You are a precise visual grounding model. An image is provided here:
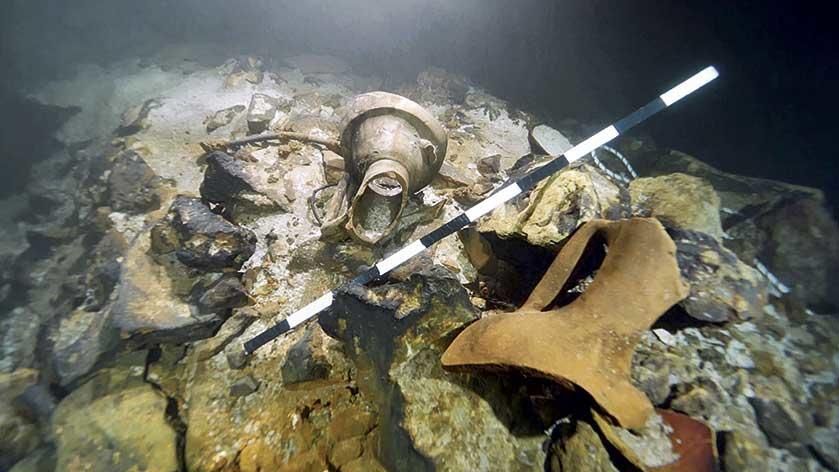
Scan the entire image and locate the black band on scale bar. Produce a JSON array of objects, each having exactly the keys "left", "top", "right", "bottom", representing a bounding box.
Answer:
[{"left": 243, "top": 66, "right": 719, "bottom": 354}]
